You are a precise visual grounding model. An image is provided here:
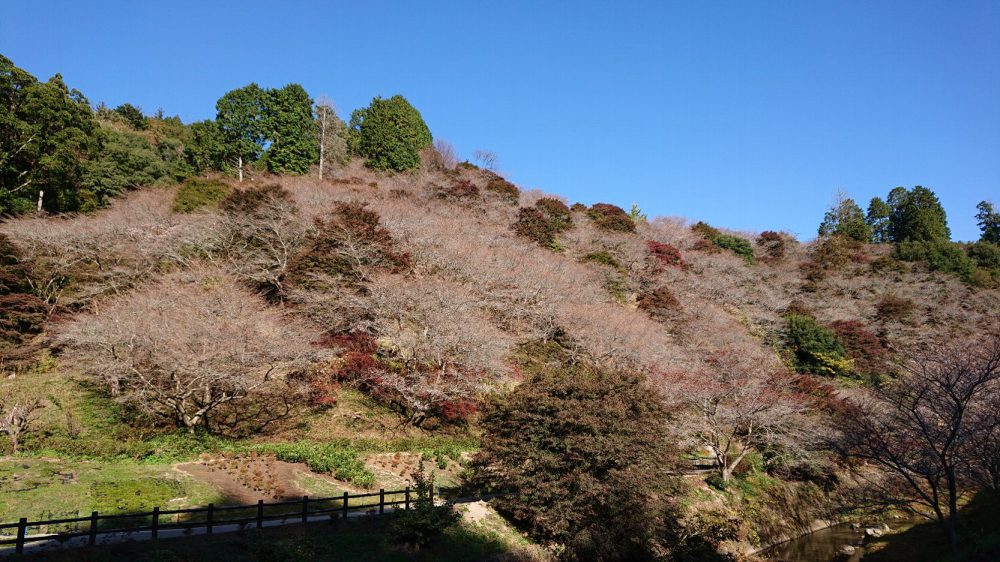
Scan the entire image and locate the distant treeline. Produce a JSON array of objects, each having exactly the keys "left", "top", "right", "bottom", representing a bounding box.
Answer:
[{"left": 0, "top": 54, "right": 432, "bottom": 215}]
